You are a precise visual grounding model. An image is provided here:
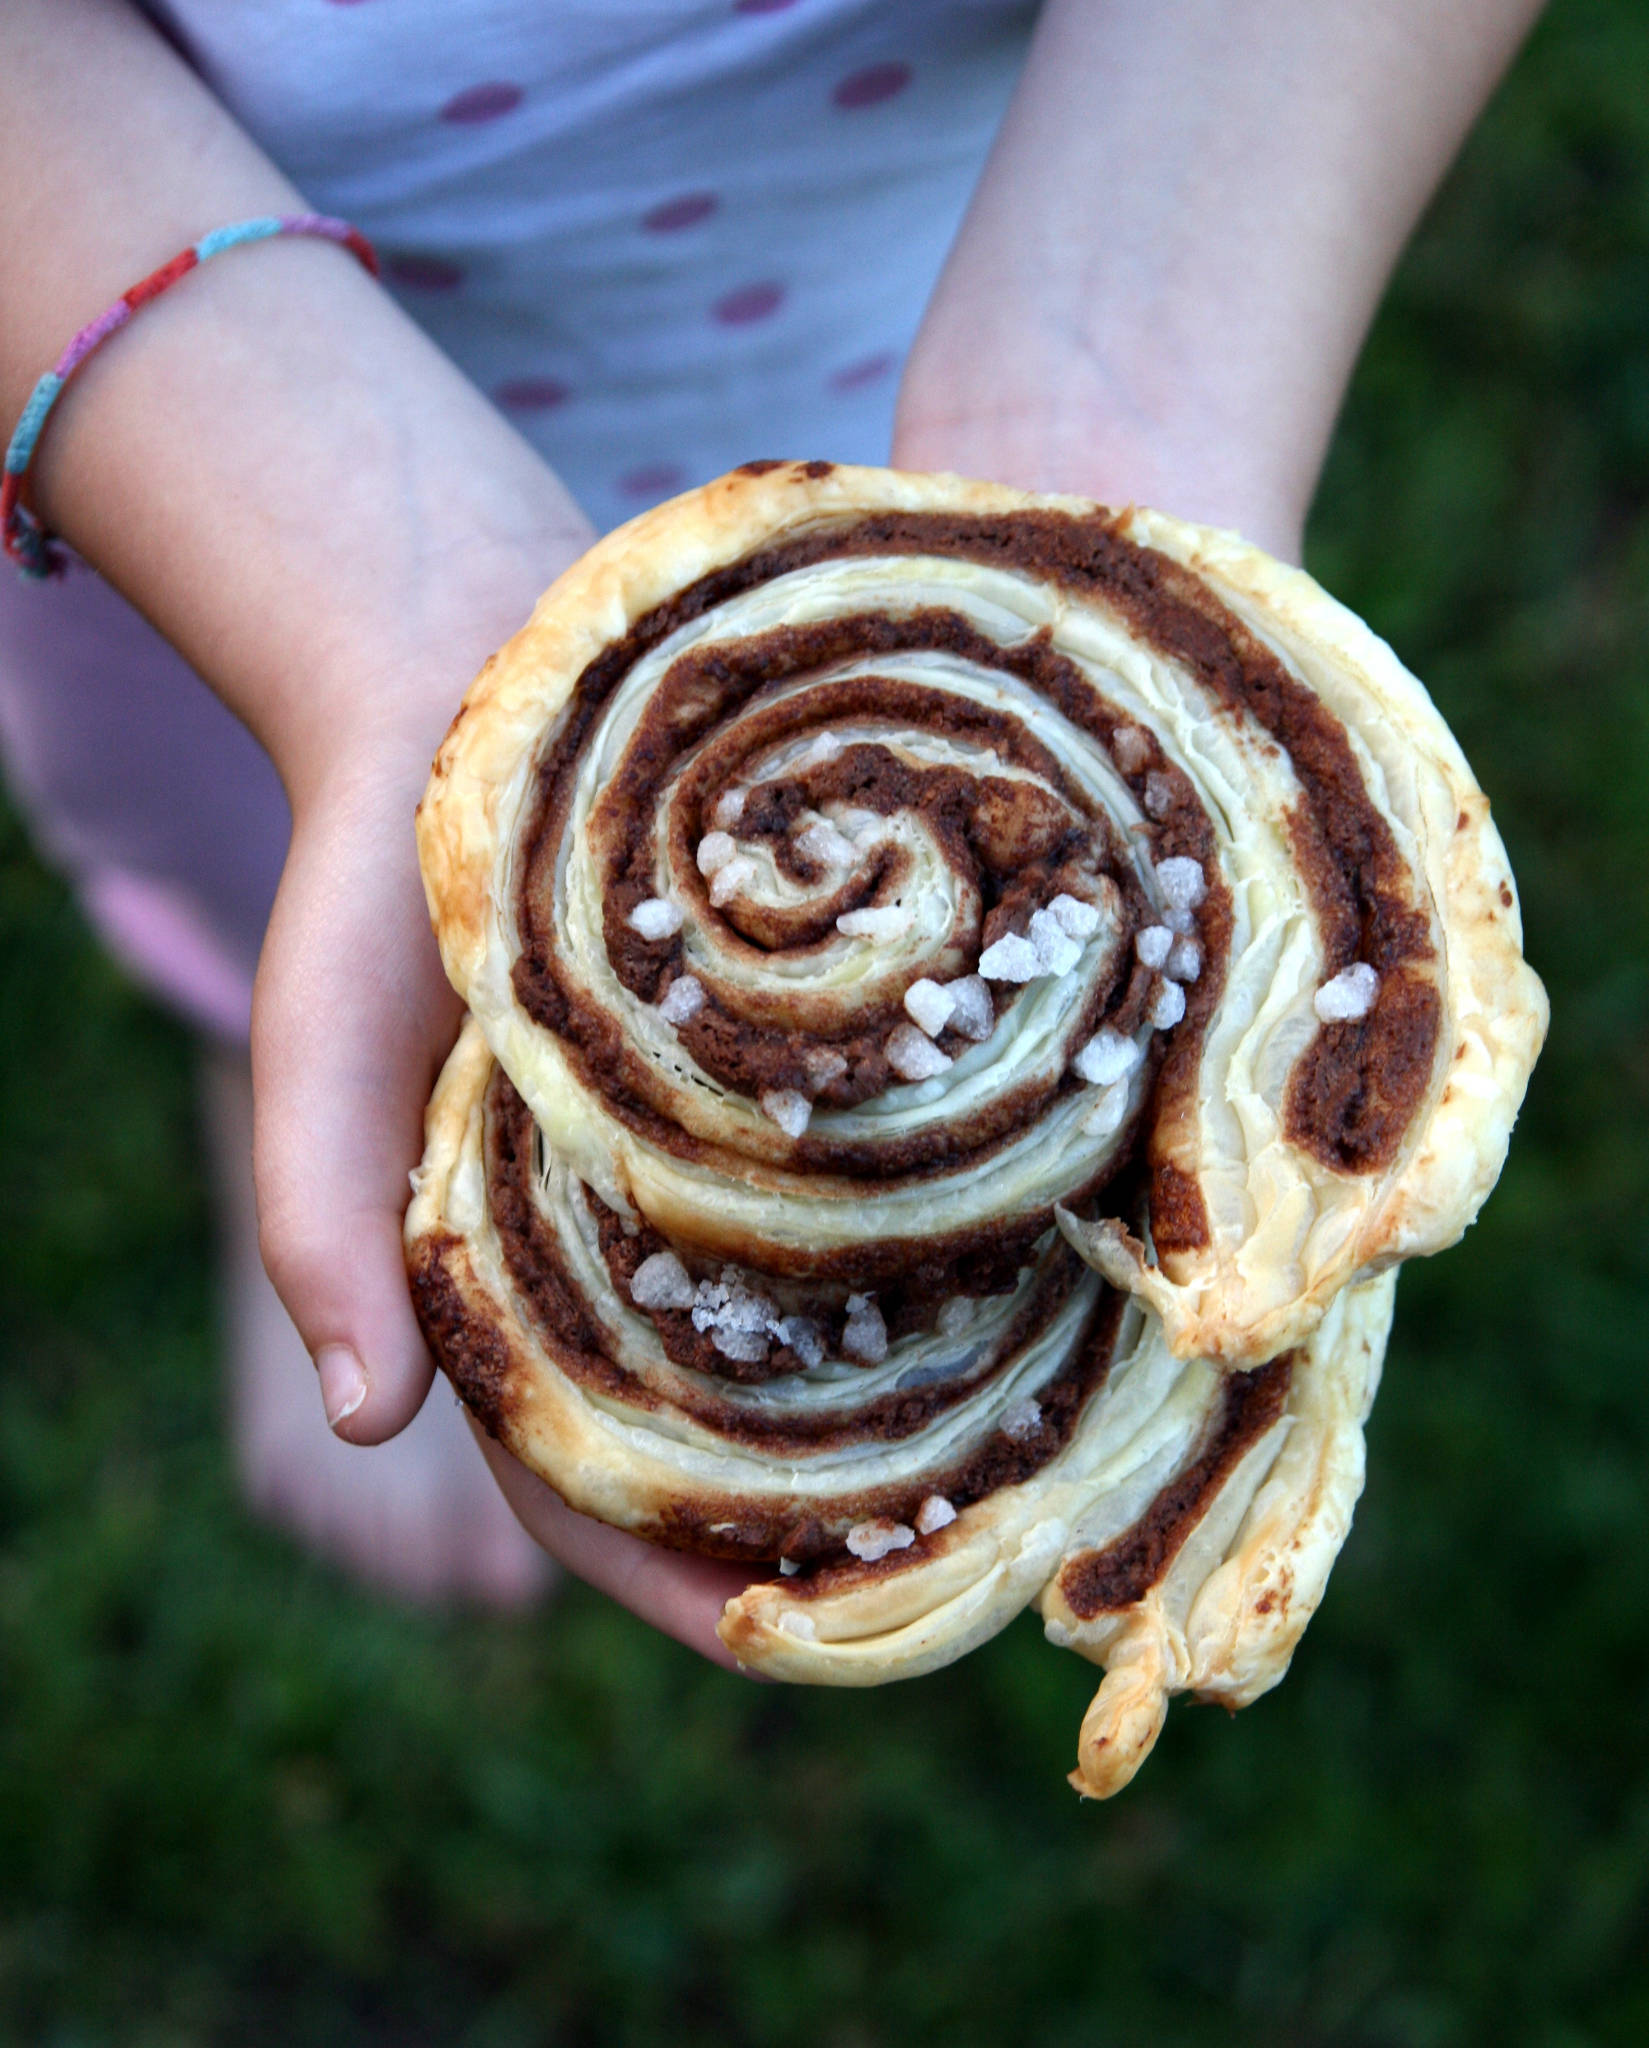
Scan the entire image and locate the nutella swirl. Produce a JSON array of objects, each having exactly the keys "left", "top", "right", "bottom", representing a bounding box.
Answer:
[{"left": 407, "top": 463, "right": 1545, "bottom": 1798}]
